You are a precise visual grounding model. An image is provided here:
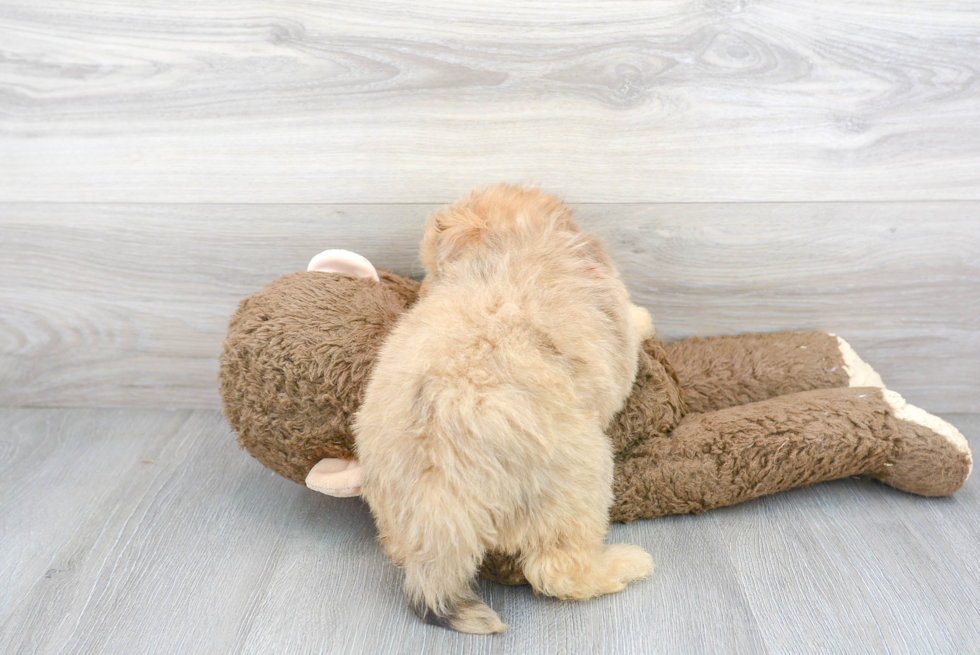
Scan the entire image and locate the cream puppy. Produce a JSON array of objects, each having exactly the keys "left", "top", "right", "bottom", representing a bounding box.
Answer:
[{"left": 354, "top": 184, "right": 655, "bottom": 633}]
